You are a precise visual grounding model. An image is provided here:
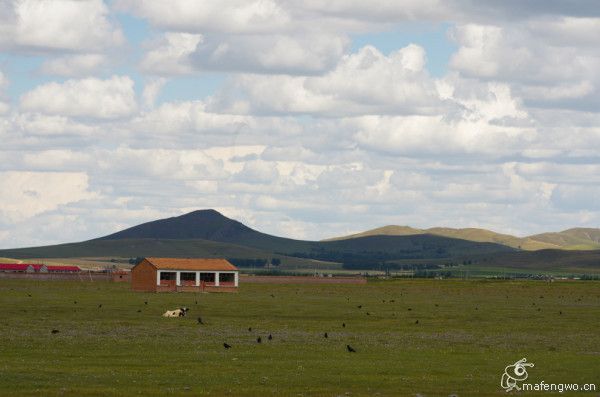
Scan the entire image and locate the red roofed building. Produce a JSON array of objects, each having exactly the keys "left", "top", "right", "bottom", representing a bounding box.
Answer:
[
  {"left": 46, "top": 265, "right": 81, "bottom": 273},
  {"left": 0, "top": 263, "right": 50, "bottom": 272},
  {"left": 131, "top": 257, "right": 239, "bottom": 293},
  {"left": 0, "top": 264, "right": 32, "bottom": 272}
]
